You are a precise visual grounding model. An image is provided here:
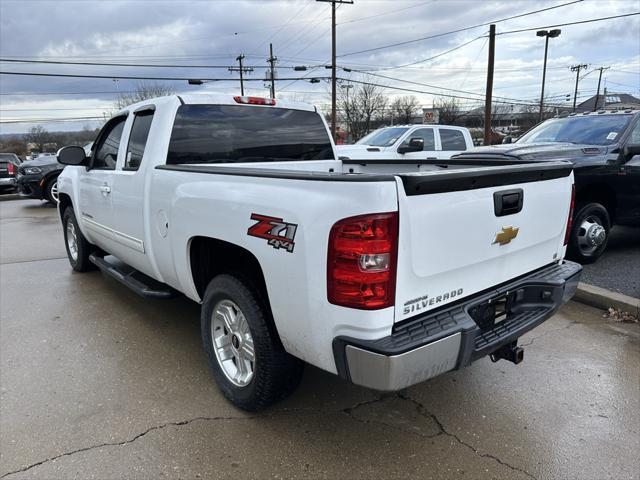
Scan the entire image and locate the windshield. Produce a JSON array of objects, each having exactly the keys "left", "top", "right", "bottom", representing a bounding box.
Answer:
[
  {"left": 518, "top": 115, "right": 632, "bottom": 146},
  {"left": 356, "top": 127, "right": 409, "bottom": 147},
  {"left": 167, "top": 105, "right": 334, "bottom": 164}
]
